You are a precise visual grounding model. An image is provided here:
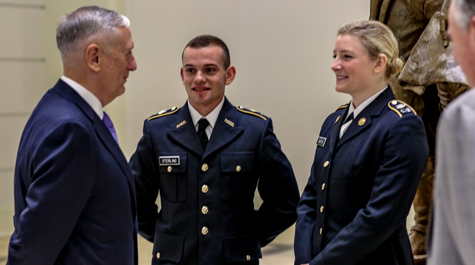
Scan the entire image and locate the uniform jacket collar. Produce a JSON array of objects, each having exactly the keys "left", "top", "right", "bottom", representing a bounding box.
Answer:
[
  {"left": 167, "top": 97, "right": 243, "bottom": 159},
  {"left": 331, "top": 87, "right": 395, "bottom": 150}
]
